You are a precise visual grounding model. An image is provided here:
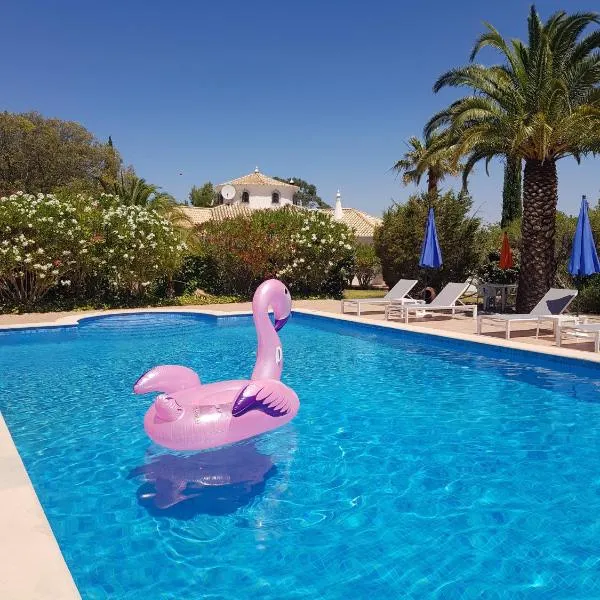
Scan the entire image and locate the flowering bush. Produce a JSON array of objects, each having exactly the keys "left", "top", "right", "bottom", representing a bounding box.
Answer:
[
  {"left": 0, "top": 192, "right": 186, "bottom": 307},
  {"left": 277, "top": 211, "right": 355, "bottom": 296},
  {"left": 98, "top": 200, "right": 187, "bottom": 291},
  {"left": 192, "top": 208, "right": 355, "bottom": 298}
]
